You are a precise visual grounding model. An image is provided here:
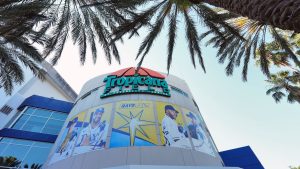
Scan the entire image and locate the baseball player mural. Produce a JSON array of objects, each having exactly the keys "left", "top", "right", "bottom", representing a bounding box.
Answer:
[
  {"left": 157, "top": 102, "right": 192, "bottom": 149},
  {"left": 49, "top": 112, "right": 86, "bottom": 164},
  {"left": 74, "top": 104, "right": 112, "bottom": 155},
  {"left": 182, "top": 109, "right": 215, "bottom": 156}
]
